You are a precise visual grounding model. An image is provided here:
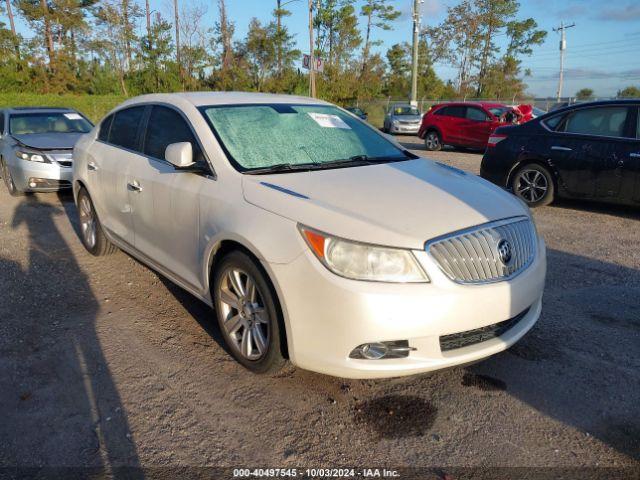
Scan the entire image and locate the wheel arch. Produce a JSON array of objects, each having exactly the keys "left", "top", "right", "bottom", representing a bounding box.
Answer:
[
  {"left": 421, "top": 125, "right": 442, "bottom": 140},
  {"left": 204, "top": 236, "right": 291, "bottom": 360},
  {"left": 506, "top": 155, "right": 561, "bottom": 193}
]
